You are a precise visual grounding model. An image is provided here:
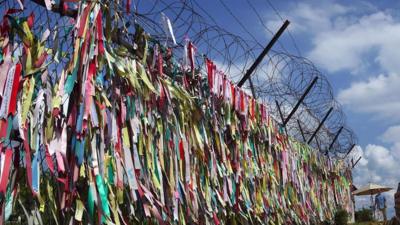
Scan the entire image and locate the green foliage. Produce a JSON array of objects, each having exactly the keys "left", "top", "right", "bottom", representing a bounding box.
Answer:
[
  {"left": 6, "top": 171, "right": 56, "bottom": 225},
  {"left": 320, "top": 220, "right": 333, "bottom": 225},
  {"left": 355, "top": 208, "right": 374, "bottom": 222},
  {"left": 334, "top": 208, "right": 349, "bottom": 225}
]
